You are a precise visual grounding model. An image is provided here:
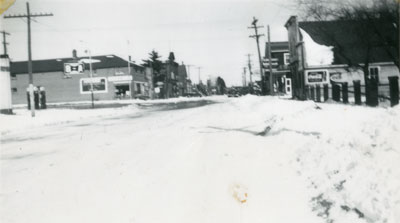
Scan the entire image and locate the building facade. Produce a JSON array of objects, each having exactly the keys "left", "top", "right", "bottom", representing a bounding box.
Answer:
[
  {"left": 10, "top": 51, "right": 153, "bottom": 104},
  {"left": 285, "top": 16, "right": 399, "bottom": 100},
  {"left": 263, "top": 41, "right": 292, "bottom": 95},
  {"left": 155, "top": 52, "right": 188, "bottom": 98}
]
